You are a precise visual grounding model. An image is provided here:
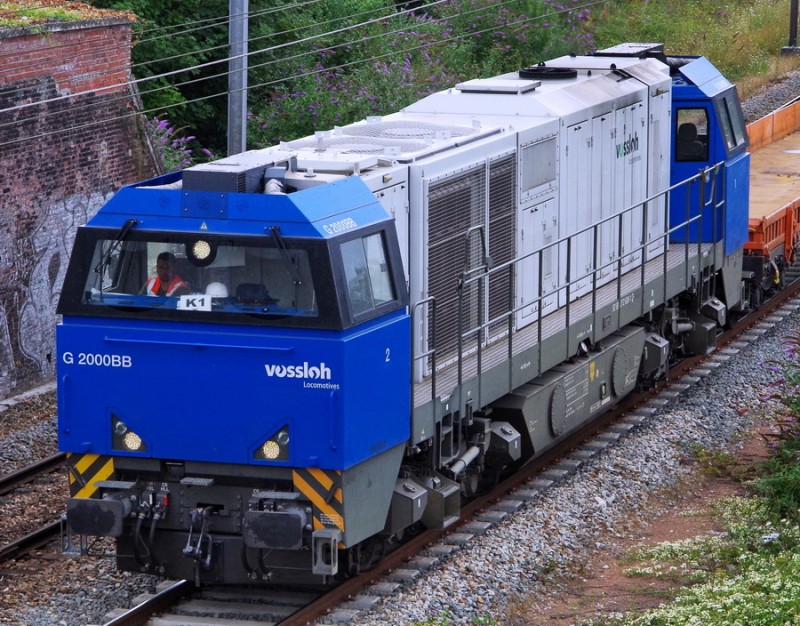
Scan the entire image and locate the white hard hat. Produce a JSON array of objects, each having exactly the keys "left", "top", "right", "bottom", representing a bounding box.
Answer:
[{"left": 205, "top": 282, "right": 229, "bottom": 298}]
